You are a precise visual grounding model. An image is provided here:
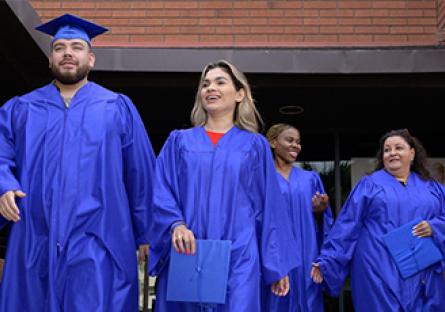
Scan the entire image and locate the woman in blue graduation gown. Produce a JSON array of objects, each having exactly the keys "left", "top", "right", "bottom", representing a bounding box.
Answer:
[
  {"left": 263, "top": 124, "right": 333, "bottom": 312},
  {"left": 149, "top": 60, "right": 298, "bottom": 311},
  {"left": 311, "top": 129, "right": 445, "bottom": 311}
]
